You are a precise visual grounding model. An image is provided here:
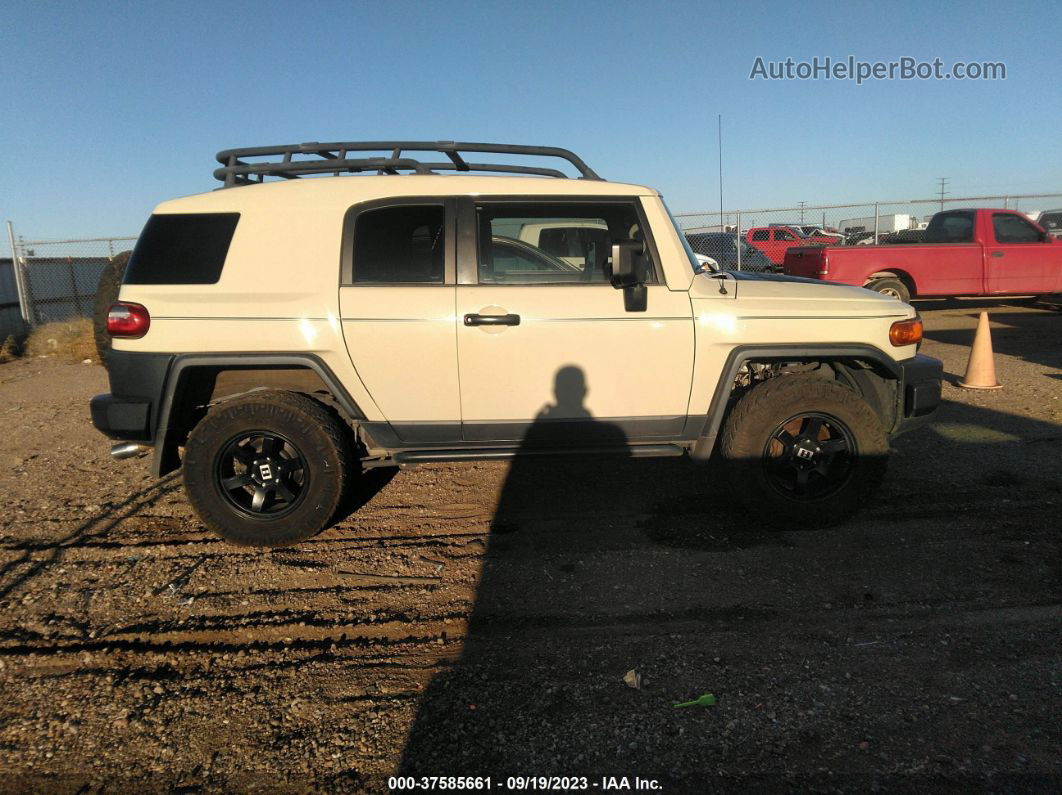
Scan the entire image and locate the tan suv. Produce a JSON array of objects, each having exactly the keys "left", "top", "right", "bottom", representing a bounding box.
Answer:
[{"left": 91, "top": 141, "right": 942, "bottom": 546}]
